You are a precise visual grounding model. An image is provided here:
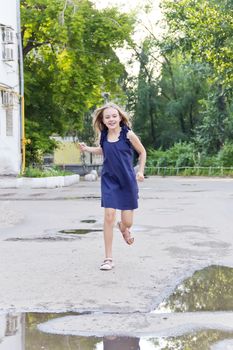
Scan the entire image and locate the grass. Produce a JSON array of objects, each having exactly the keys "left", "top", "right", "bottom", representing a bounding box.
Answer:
[
  {"left": 20, "top": 166, "right": 74, "bottom": 178},
  {"left": 145, "top": 166, "right": 233, "bottom": 177}
]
